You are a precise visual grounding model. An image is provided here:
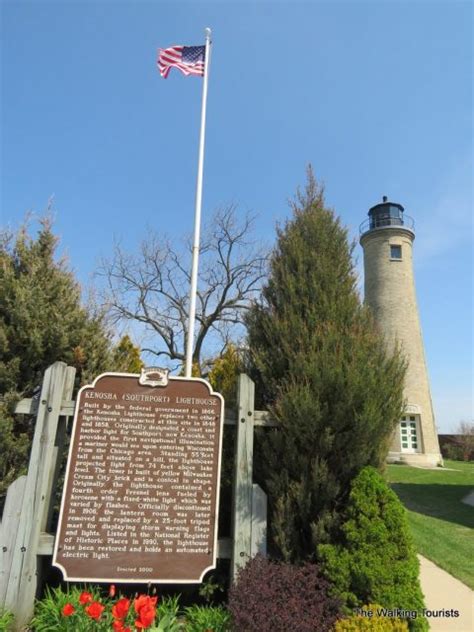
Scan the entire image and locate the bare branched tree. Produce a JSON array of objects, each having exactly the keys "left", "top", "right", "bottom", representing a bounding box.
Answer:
[{"left": 98, "top": 206, "right": 267, "bottom": 373}]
